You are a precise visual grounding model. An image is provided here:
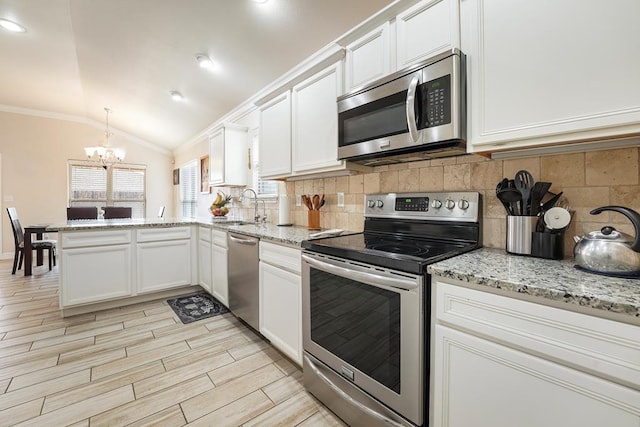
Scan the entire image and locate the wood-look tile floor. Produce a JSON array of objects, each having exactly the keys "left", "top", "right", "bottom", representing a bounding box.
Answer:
[{"left": 0, "top": 261, "right": 347, "bottom": 426}]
